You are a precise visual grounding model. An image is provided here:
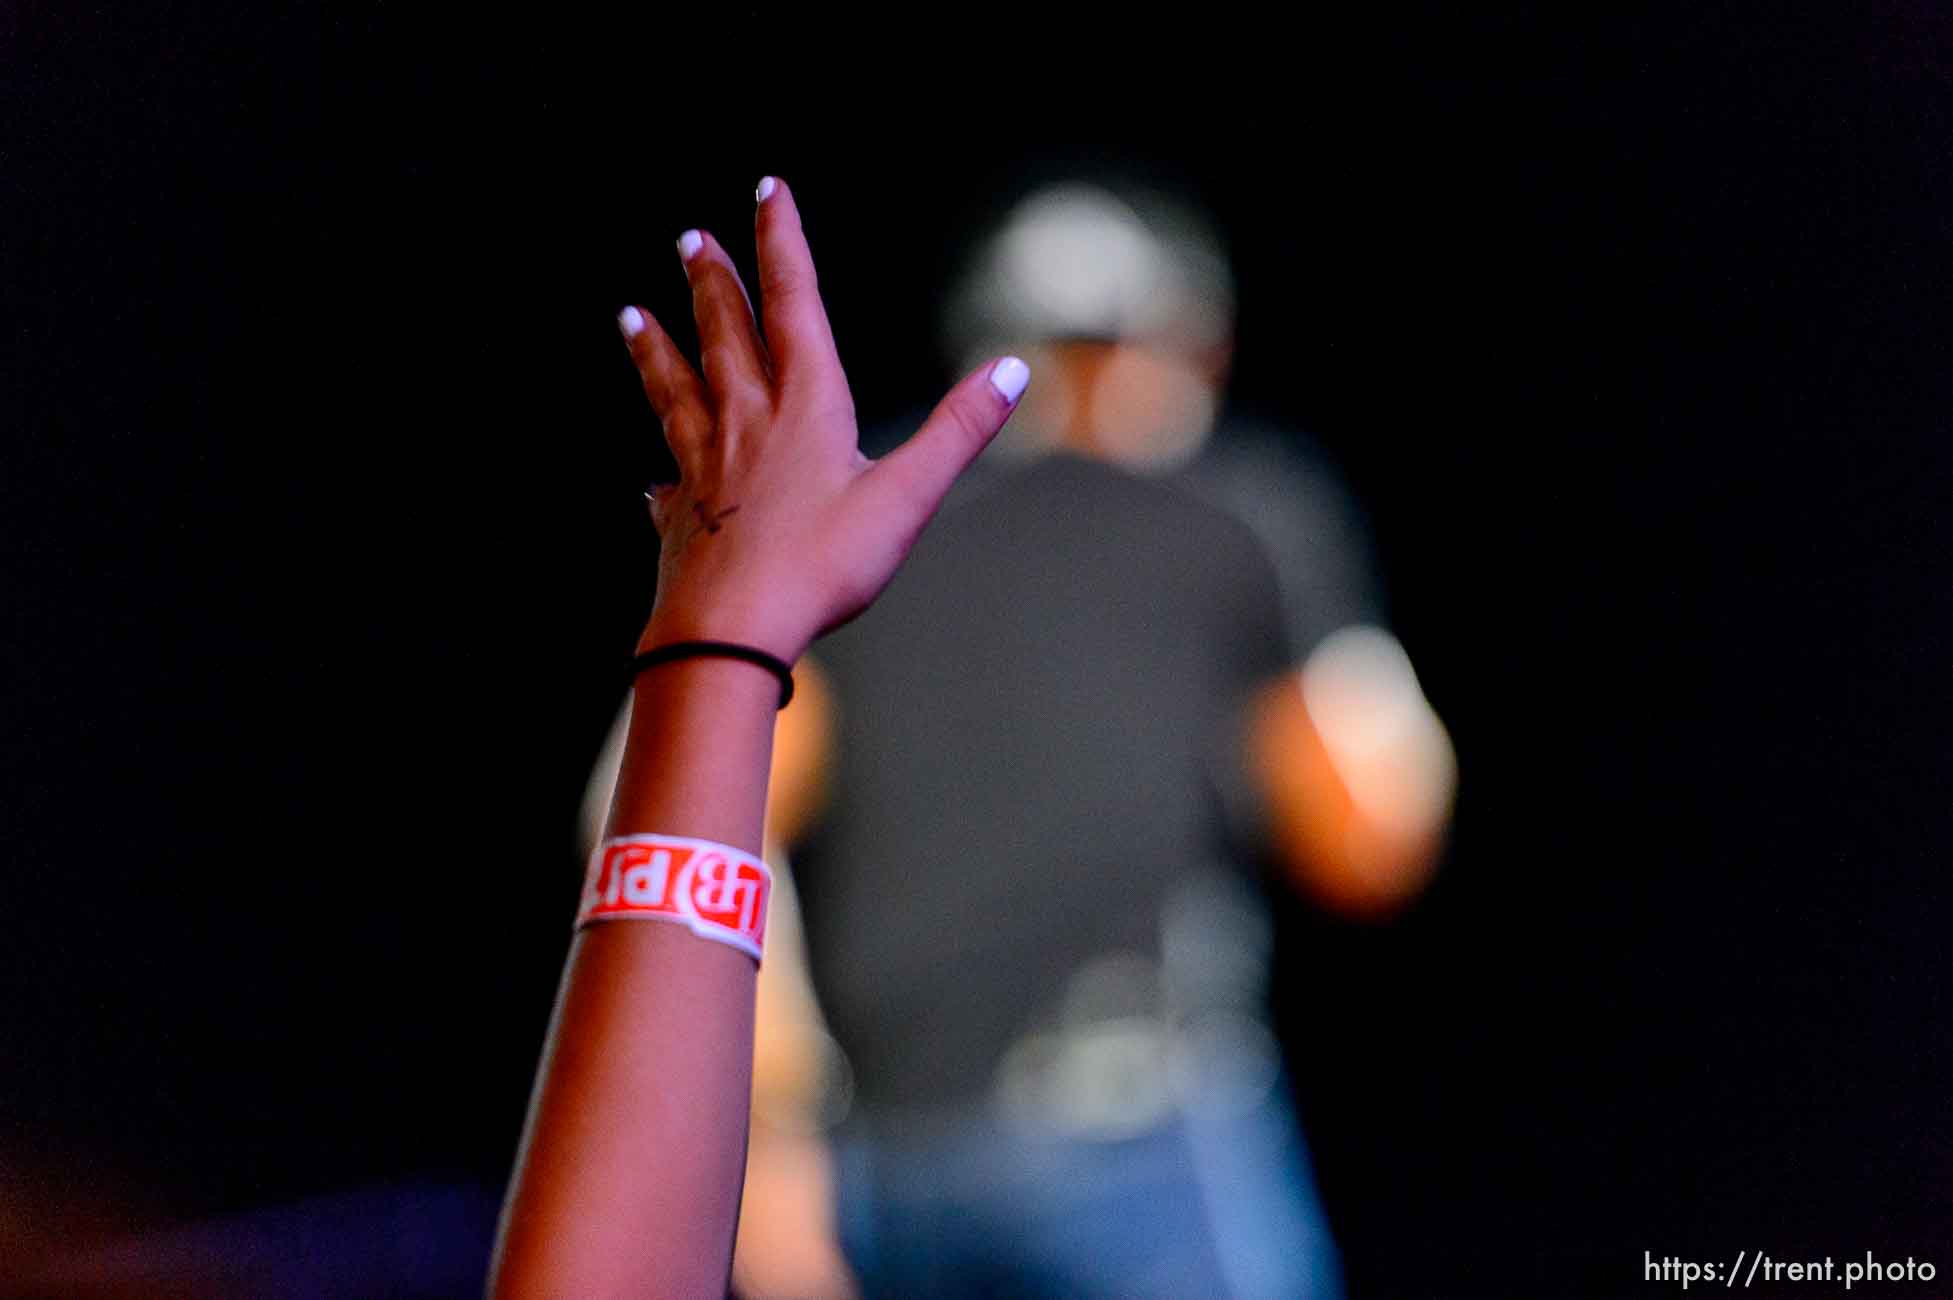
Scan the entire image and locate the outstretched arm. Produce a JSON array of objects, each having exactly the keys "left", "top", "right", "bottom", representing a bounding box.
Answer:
[{"left": 489, "top": 178, "right": 1027, "bottom": 1299}]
